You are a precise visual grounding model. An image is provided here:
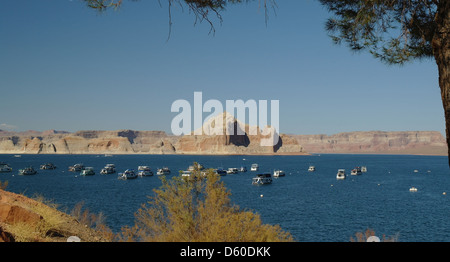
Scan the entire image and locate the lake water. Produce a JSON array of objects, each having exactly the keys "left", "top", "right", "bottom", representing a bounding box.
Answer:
[{"left": 1, "top": 153, "right": 449, "bottom": 242}]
